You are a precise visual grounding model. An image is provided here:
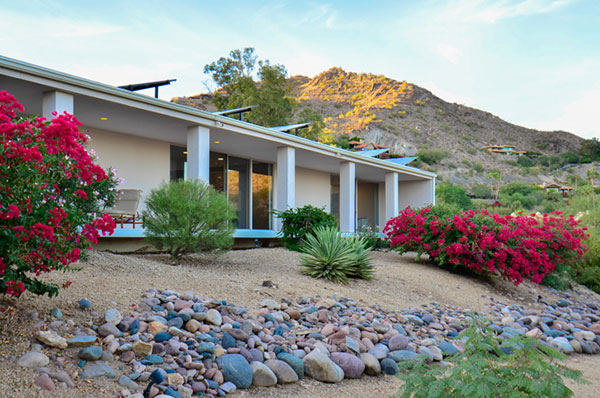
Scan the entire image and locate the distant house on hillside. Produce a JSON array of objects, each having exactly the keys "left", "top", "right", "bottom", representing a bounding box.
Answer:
[
  {"left": 0, "top": 55, "right": 436, "bottom": 249},
  {"left": 482, "top": 145, "right": 526, "bottom": 156},
  {"left": 539, "top": 183, "right": 573, "bottom": 197},
  {"left": 349, "top": 140, "right": 389, "bottom": 151}
]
